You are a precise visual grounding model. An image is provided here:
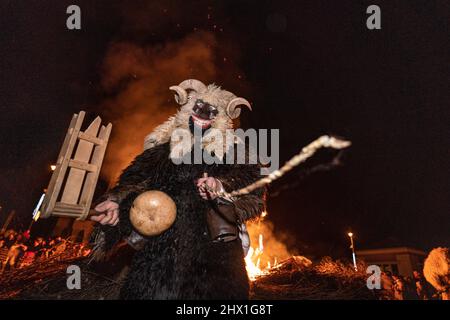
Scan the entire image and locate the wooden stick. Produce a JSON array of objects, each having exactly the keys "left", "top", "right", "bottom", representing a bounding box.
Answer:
[{"left": 205, "top": 135, "right": 351, "bottom": 201}]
